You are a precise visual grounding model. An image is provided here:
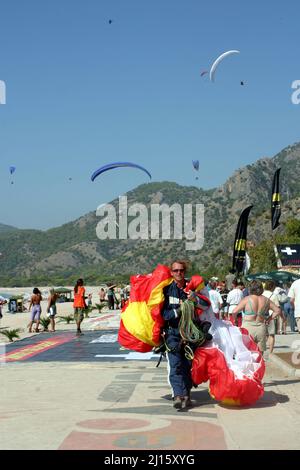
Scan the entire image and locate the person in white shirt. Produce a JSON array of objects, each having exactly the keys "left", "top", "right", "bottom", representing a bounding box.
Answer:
[
  {"left": 0, "top": 295, "right": 7, "bottom": 319},
  {"left": 263, "top": 280, "right": 285, "bottom": 353},
  {"left": 226, "top": 279, "right": 244, "bottom": 325},
  {"left": 288, "top": 279, "right": 300, "bottom": 334},
  {"left": 208, "top": 281, "right": 224, "bottom": 319},
  {"left": 225, "top": 270, "right": 236, "bottom": 291}
]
